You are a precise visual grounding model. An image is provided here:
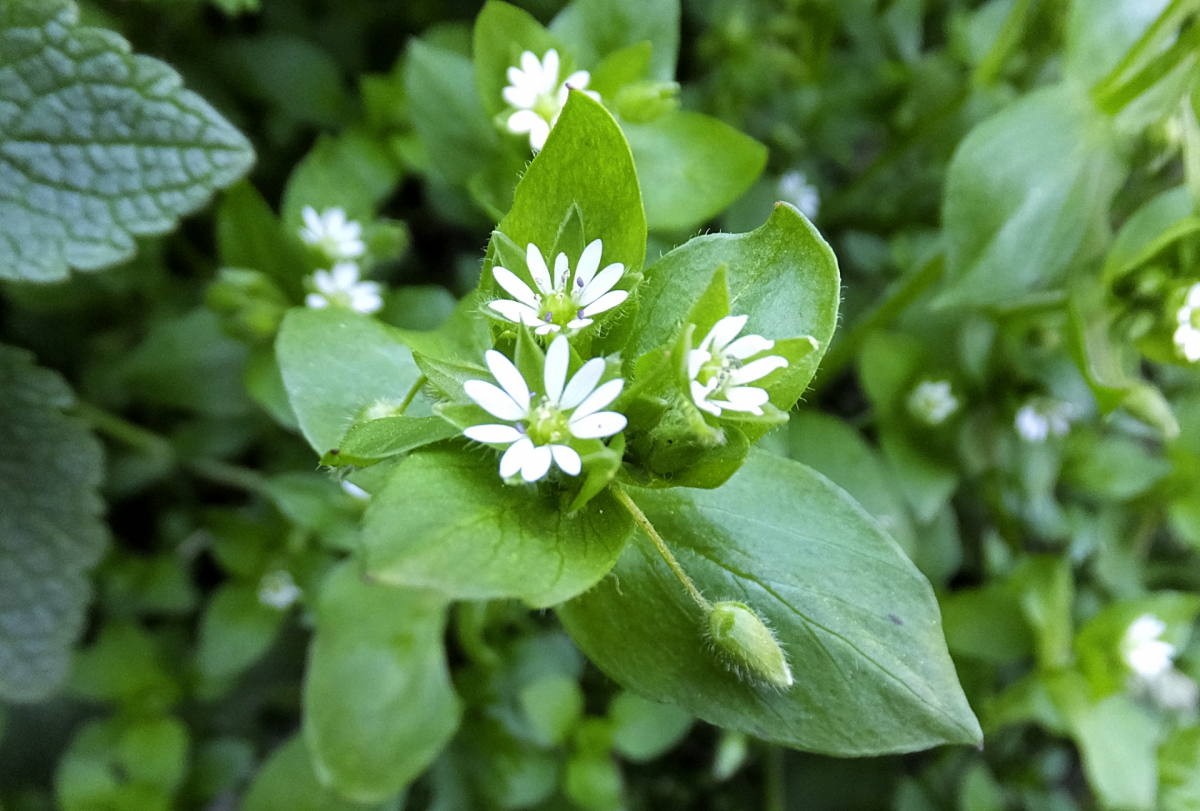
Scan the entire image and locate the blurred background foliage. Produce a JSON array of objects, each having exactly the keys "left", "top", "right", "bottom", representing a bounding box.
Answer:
[{"left": 6, "top": 0, "right": 1200, "bottom": 809}]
